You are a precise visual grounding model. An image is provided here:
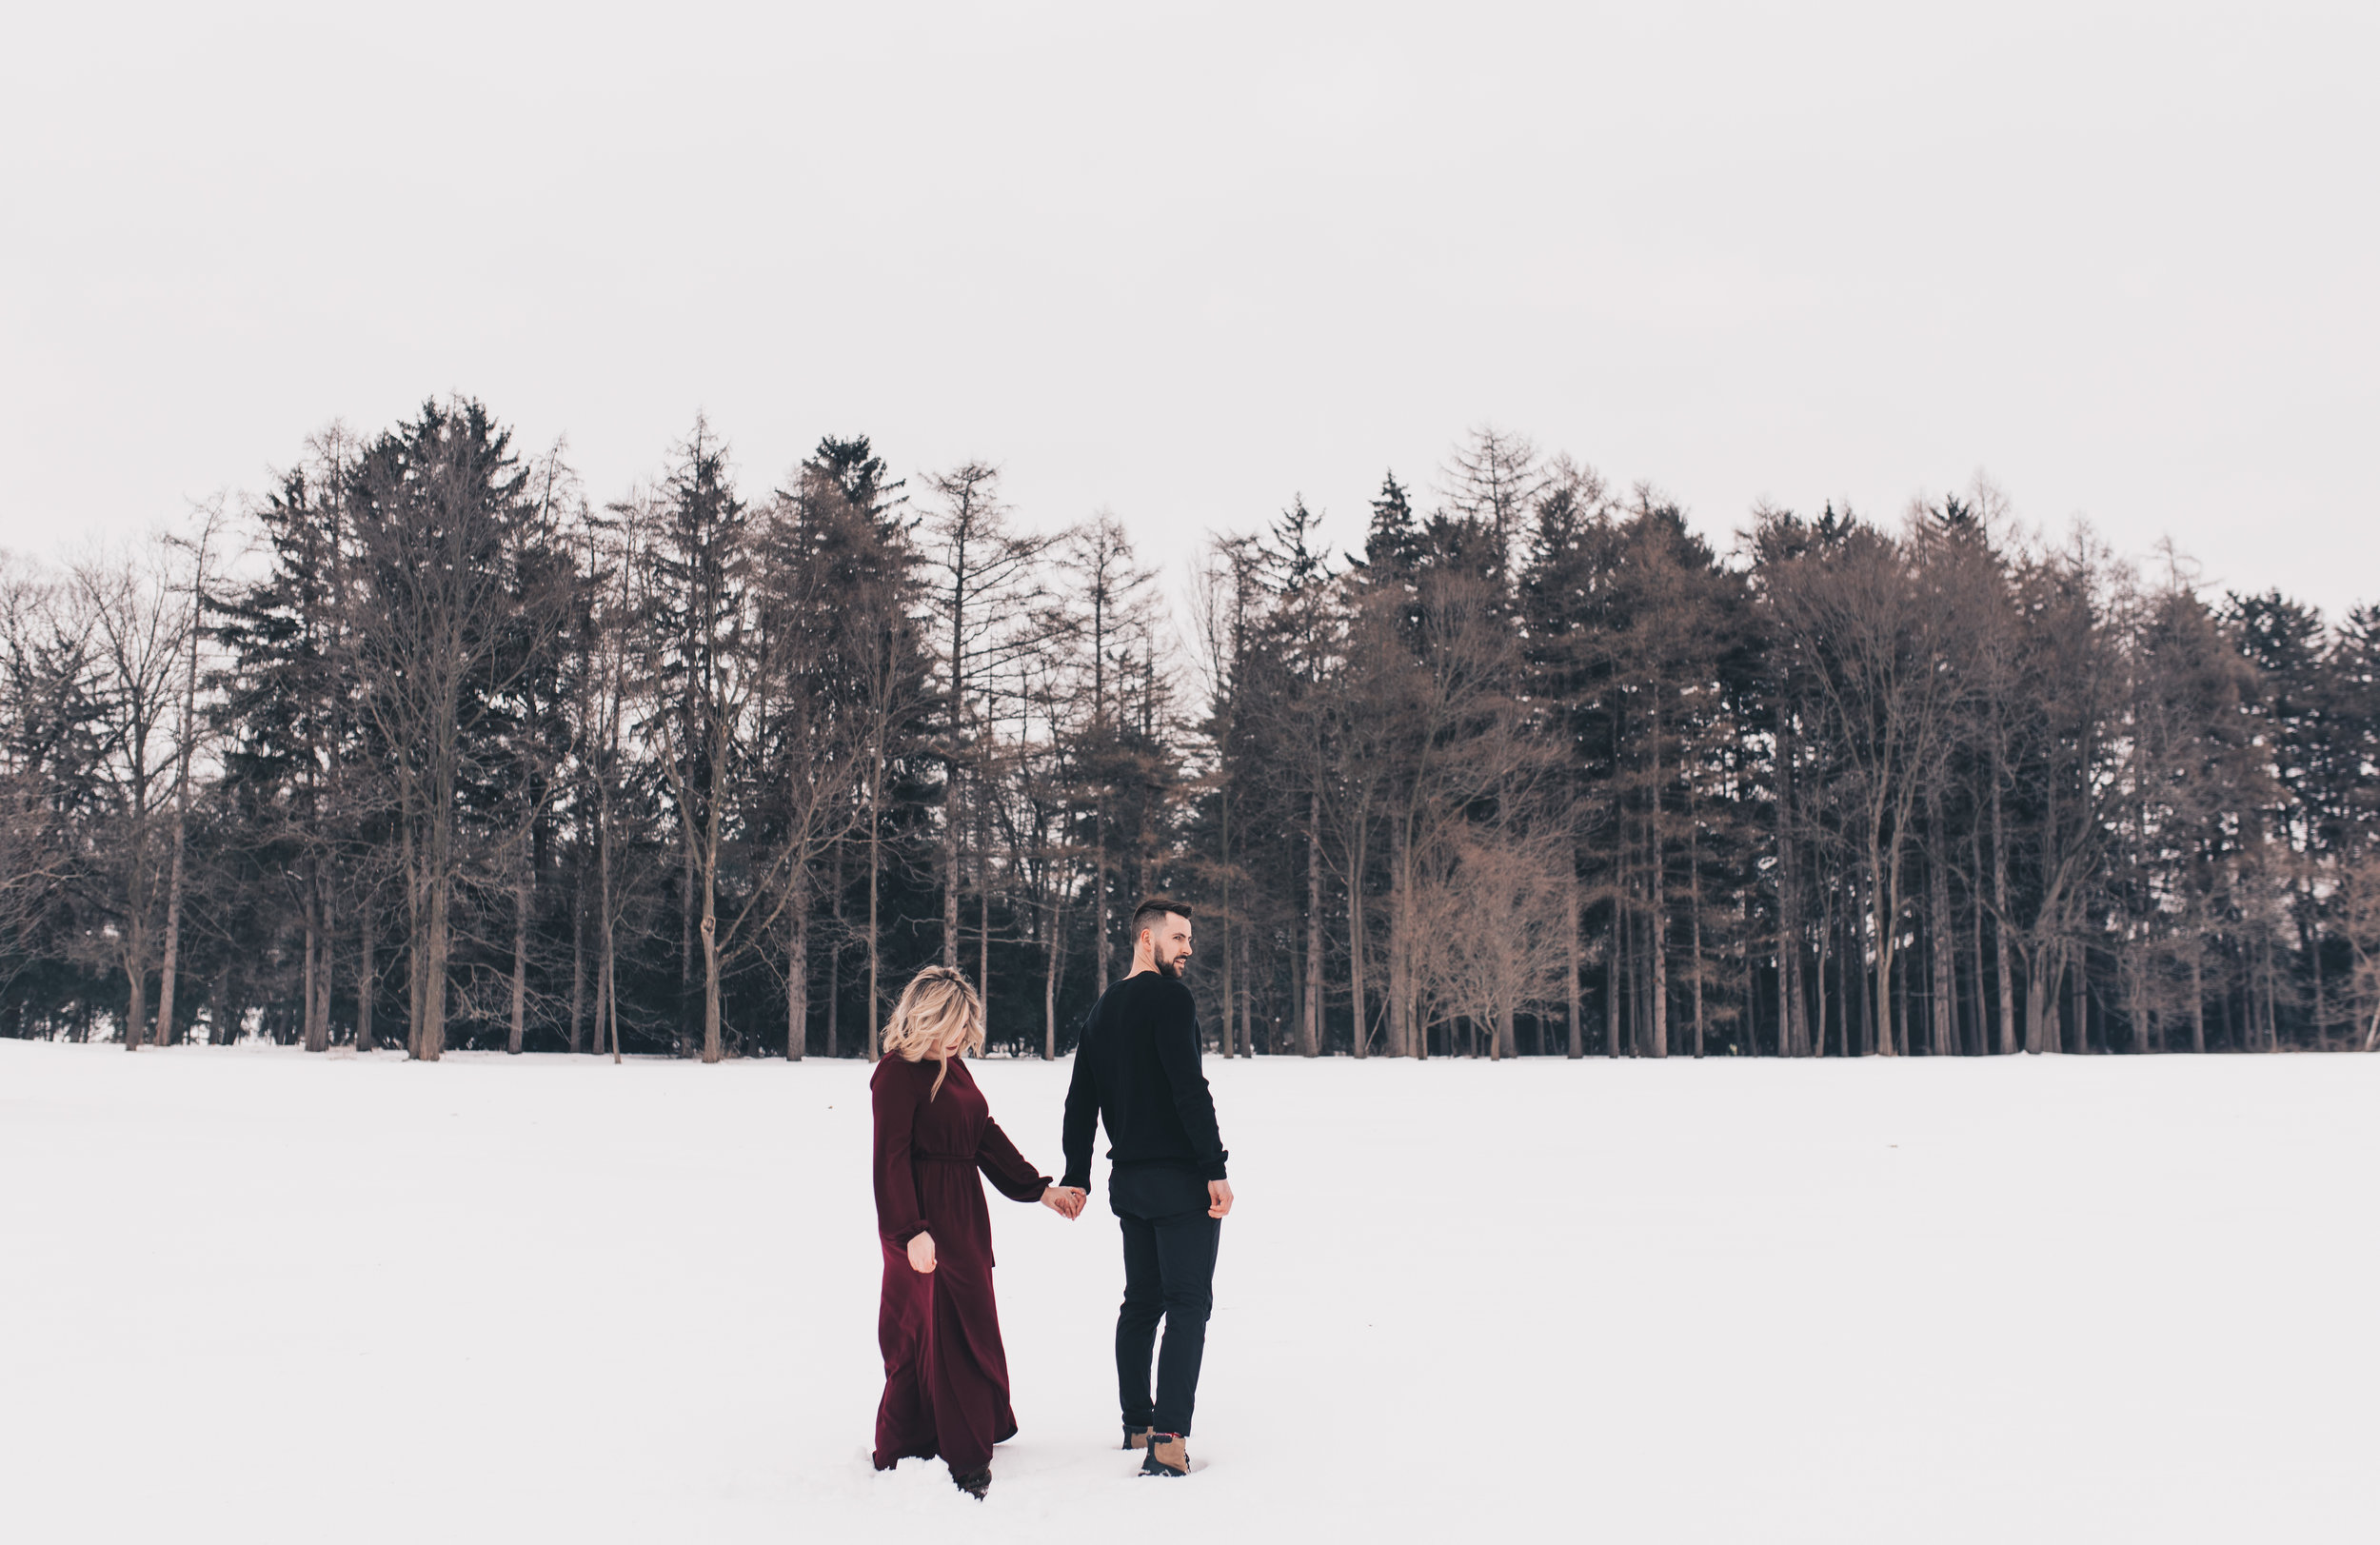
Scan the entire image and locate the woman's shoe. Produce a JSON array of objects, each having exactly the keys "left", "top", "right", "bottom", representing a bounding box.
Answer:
[
  {"left": 951, "top": 1464, "right": 992, "bottom": 1499},
  {"left": 1139, "top": 1433, "right": 1189, "bottom": 1477},
  {"left": 1121, "top": 1423, "right": 1151, "bottom": 1450}
]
